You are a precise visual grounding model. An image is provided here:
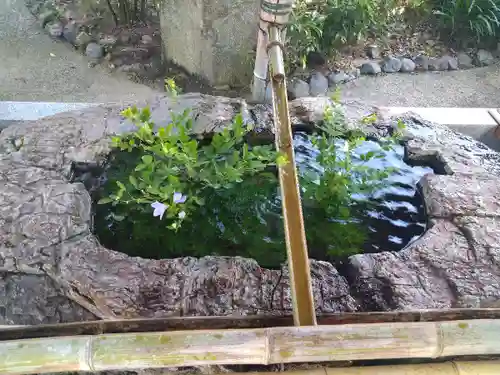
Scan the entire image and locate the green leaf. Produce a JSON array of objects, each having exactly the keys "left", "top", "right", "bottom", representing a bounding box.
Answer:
[
  {"left": 97, "top": 197, "right": 113, "bottom": 204},
  {"left": 139, "top": 107, "right": 152, "bottom": 122},
  {"left": 135, "top": 163, "right": 148, "bottom": 171},
  {"left": 129, "top": 175, "right": 139, "bottom": 188},
  {"left": 142, "top": 155, "right": 153, "bottom": 165}
]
